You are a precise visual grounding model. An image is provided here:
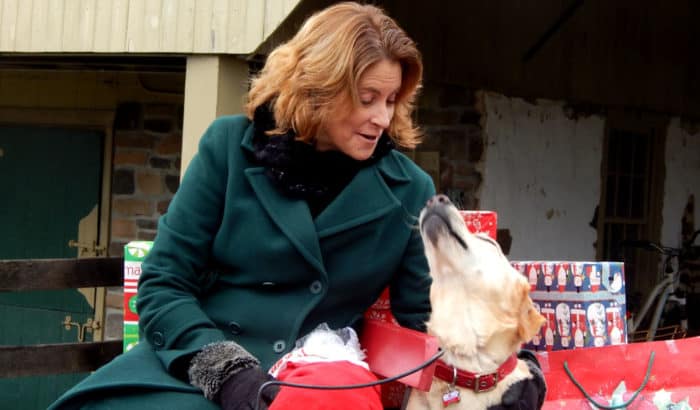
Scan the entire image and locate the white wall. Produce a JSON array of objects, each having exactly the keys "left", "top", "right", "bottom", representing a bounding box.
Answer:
[
  {"left": 480, "top": 93, "right": 605, "bottom": 260},
  {"left": 662, "top": 119, "right": 700, "bottom": 248}
]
